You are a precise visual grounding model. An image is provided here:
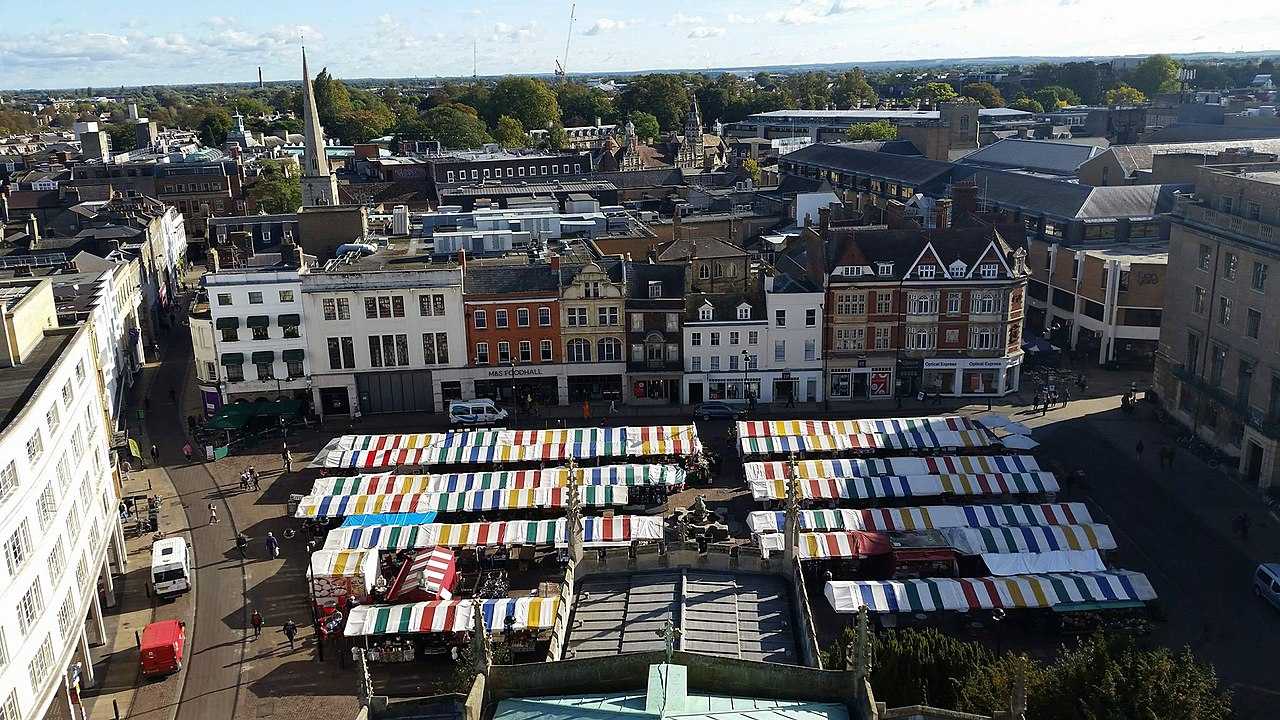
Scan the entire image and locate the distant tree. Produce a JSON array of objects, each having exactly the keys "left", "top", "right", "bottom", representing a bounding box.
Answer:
[
  {"left": 1056, "top": 61, "right": 1104, "bottom": 104},
  {"left": 1130, "top": 54, "right": 1181, "bottom": 96},
  {"left": 1187, "top": 63, "right": 1233, "bottom": 91},
  {"left": 311, "top": 68, "right": 353, "bottom": 128},
  {"left": 104, "top": 122, "right": 137, "bottom": 152},
  {"left": 543, "top": 123, "right": 568, "bottom": 151},
  {"left": 620, "top": 74, "right": 690, "bottom": 131},
  {"left": 845, "top": 120, "right": 898, "bottom": 141},
  {"left": 782, "top": 72, "right": 833, "bottom": 109},
  {"left": 0, "top": 110, "right": 40, "bottom": 135},
  {"left": 248, "top": 158, "right": 301, "bottom": 214},
  {"left": 490, "top": 76, "right": 560, "bottom": 131},
  {"left": 331, "top": 108, "right": 394, "bottom": 143},
  {"left": 412, "top": 105, "right": 492, "bottom": 149},
  {"left": 228, "top": 96, "right": 271, "bottom": 118},
  {"left": 741, "top": 157, "right": 762, "bottom": 185},
  {"left": 832, "top": 69, "right": 879, "bottom": 108},
  {"left": 629, "top": 111, "right": 661, "bottom": 144},
  {"left": 1104, "top": 83, "right": 1147, "bottom": 106},
  {"left": 961, "top": 82, "right": 1004, "bottom": 108},
  {"left": 912, "top": 82, "right": 958, "bottom": 106},
  {"left": 753, "top": 72, "right": 774, "bottom": 89},
  {"left": 452, "top": 83, "right": 492, "bottom": 121},
  {"left": 494, "top": 115, "right": 528, "bottom": 148},
  {"left": 194, "top": 106, "right": 232, "bottom": 146},
  {"left": 1009, "top": 96, "right": 1044, "bottom": 113},
  {"left": 697, "top": 74, "right": 753, "bottom": 125},
  {"left": 555, "top": 83, "right": 614, "bottom": 127},
  {"left": 1033, "top": 85, "right": 1080, "bottom": 111}
]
